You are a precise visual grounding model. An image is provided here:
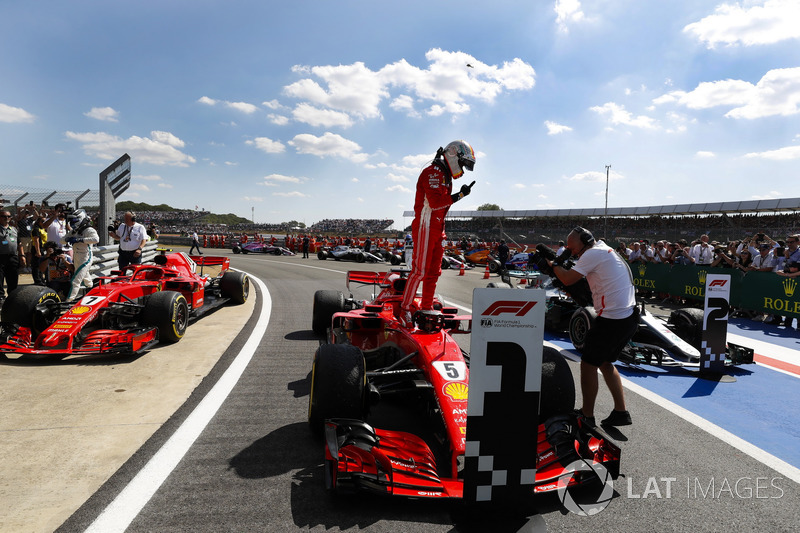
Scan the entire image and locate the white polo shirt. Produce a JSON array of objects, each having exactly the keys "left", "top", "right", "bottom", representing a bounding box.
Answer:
[
  {"left": 572, "top": 242, "right": 636, "bottom": 319},
  {"left": 116, "top": 222, "right": 148, "bottom": 251}
]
